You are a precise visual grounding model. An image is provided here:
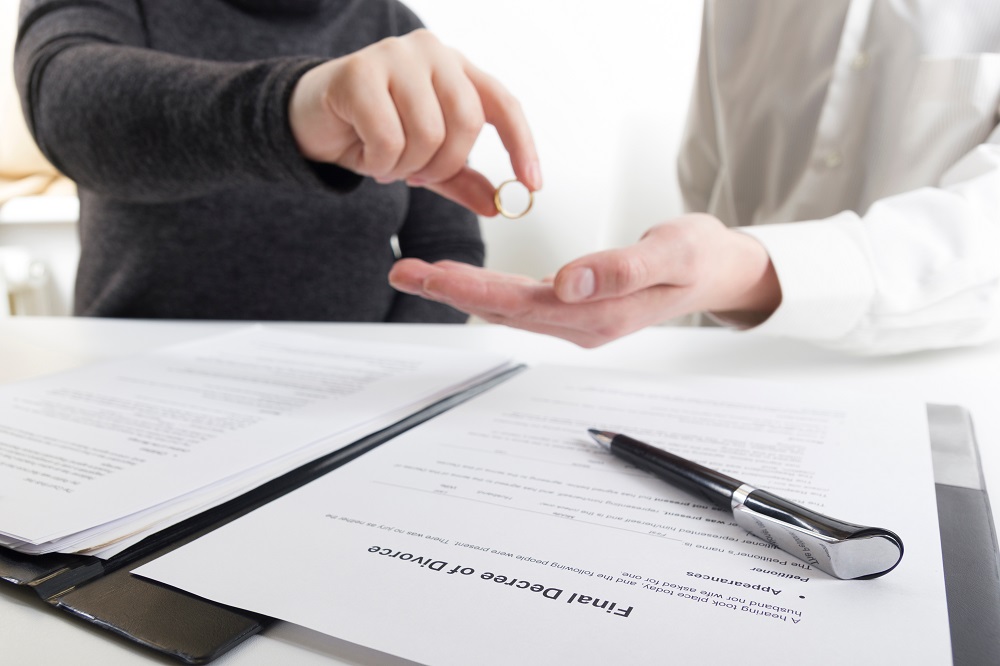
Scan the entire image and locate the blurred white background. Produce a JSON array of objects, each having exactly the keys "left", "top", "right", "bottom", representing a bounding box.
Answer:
[{"left": 0, "top": 0, "right": 704, "bottom": 314}]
